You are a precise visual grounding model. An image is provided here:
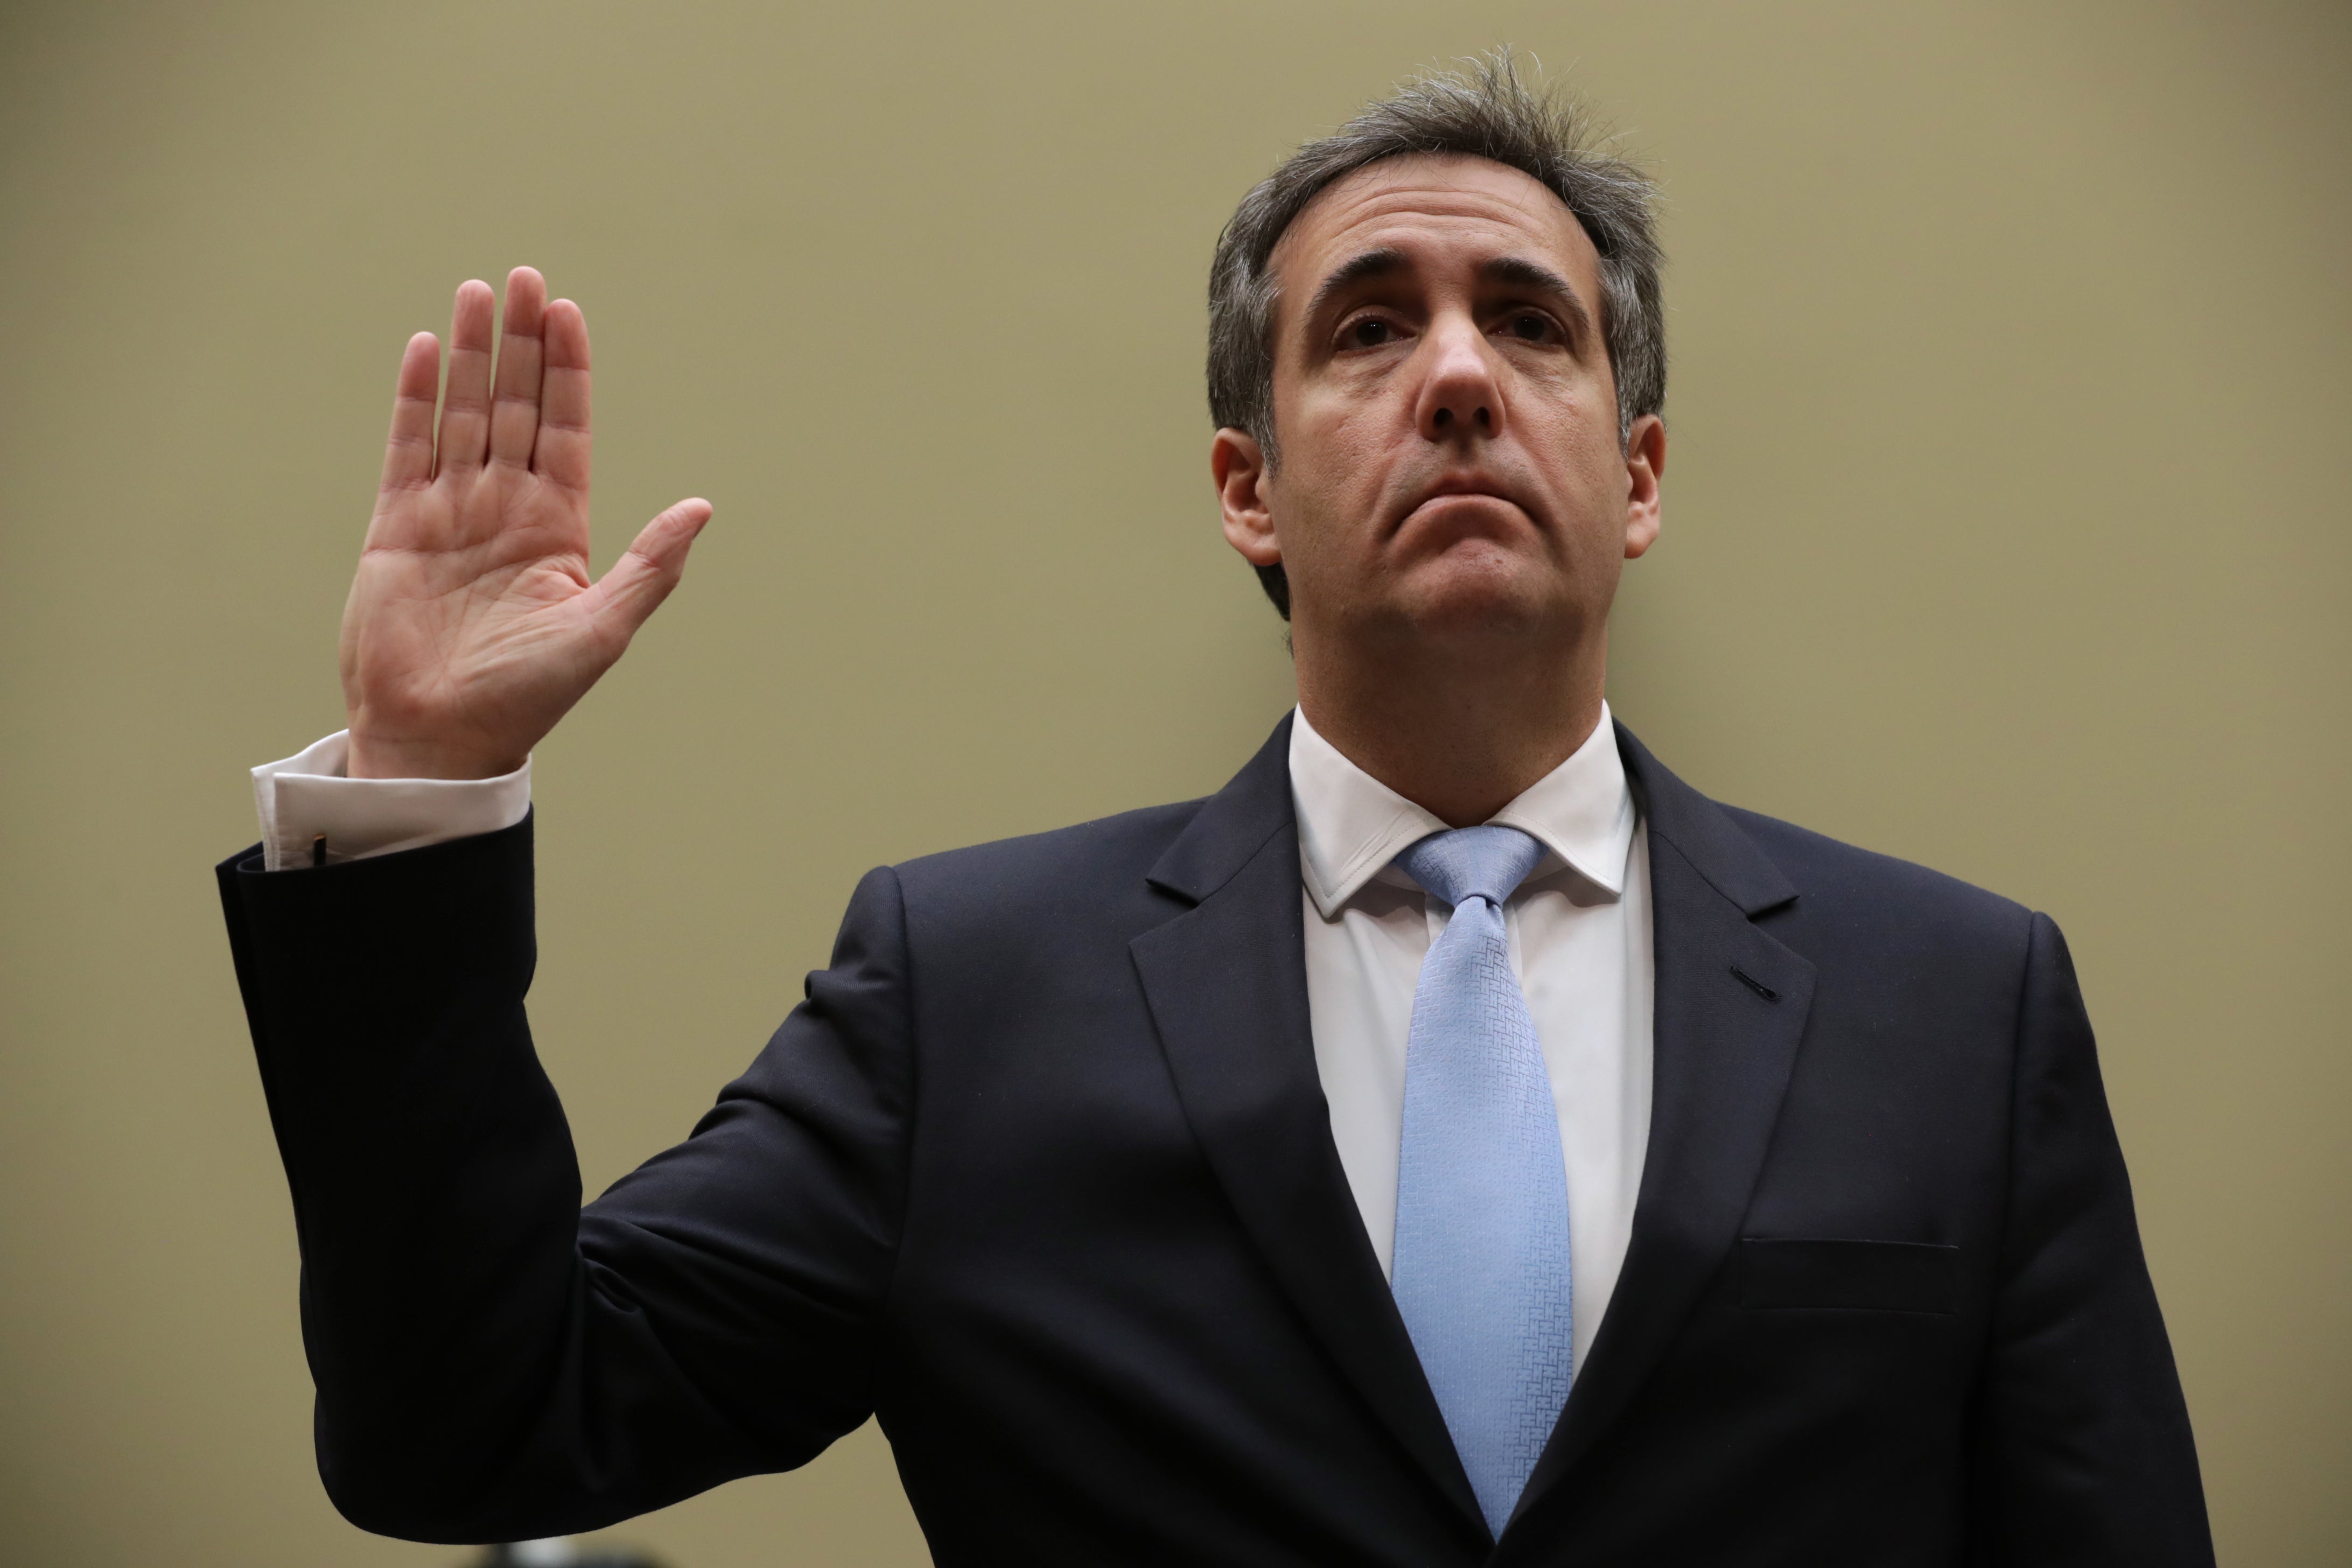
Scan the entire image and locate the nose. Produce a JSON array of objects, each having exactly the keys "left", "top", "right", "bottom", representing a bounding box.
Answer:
[{"left": 1413, "top": 313, "right": 1502, "bottom": 443}]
